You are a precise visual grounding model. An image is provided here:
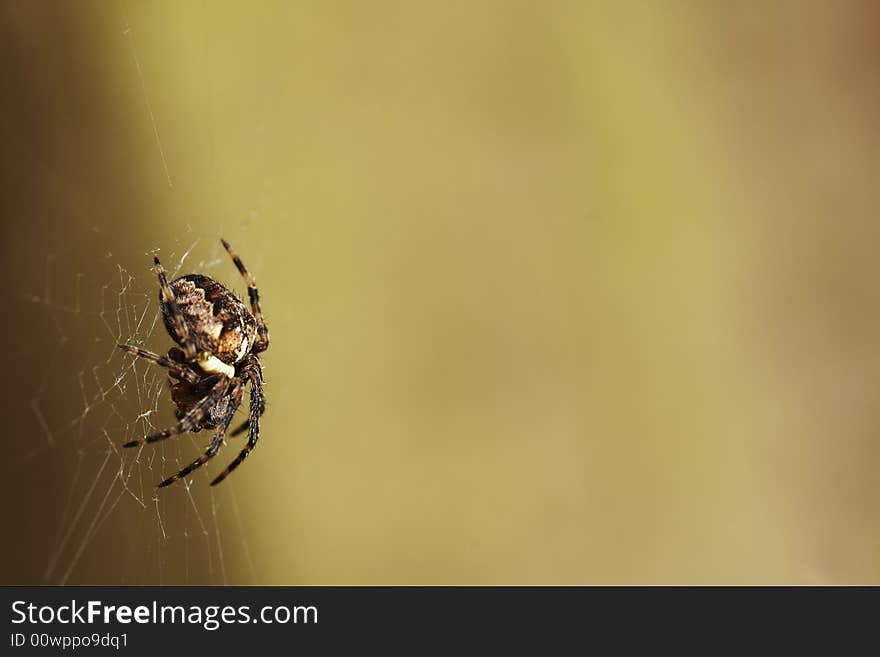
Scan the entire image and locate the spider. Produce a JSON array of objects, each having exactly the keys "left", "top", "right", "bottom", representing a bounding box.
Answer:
[{"left": 119, "top": 239, "right": 269, "bottom": 488}]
